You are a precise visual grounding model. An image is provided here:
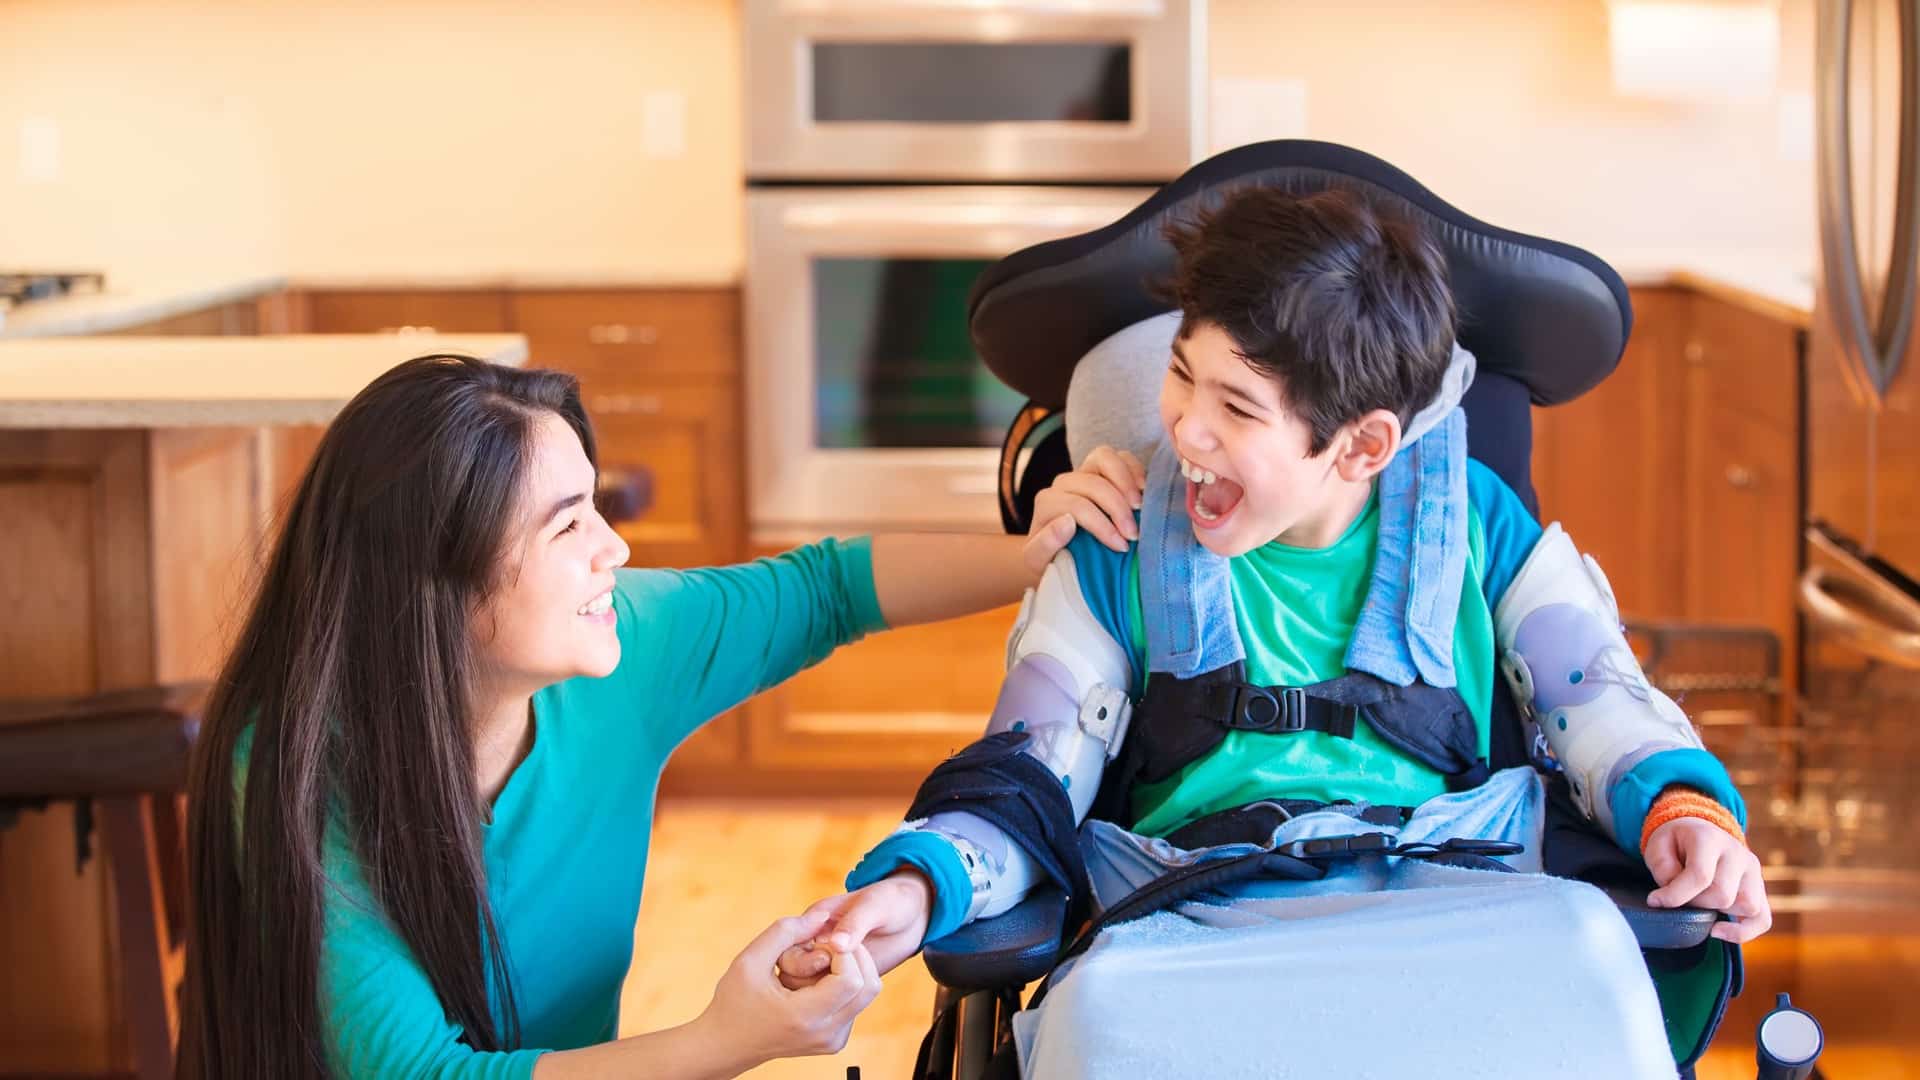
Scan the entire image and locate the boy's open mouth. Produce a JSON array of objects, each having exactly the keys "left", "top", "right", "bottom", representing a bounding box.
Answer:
[{"left": 1181, "top": 456, "right": 1245, "bottom": 528}]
